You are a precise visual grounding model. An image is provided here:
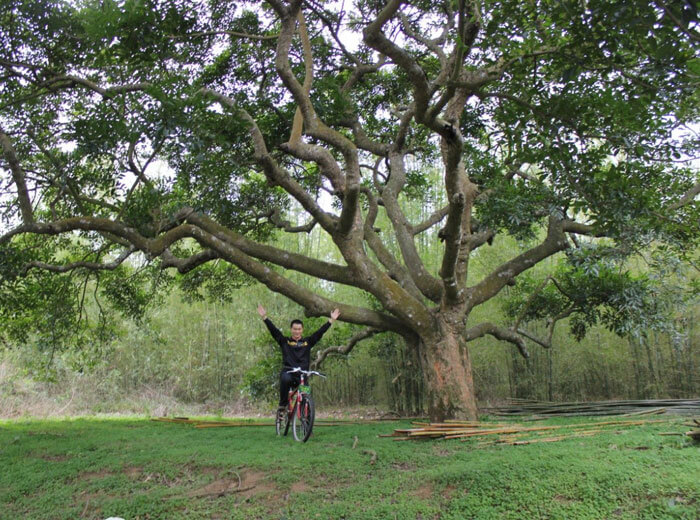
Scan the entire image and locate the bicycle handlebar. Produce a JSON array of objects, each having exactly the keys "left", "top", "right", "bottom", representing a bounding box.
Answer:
[{"left": 285, "top": 367, "right": 327, "bottom": 379}]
